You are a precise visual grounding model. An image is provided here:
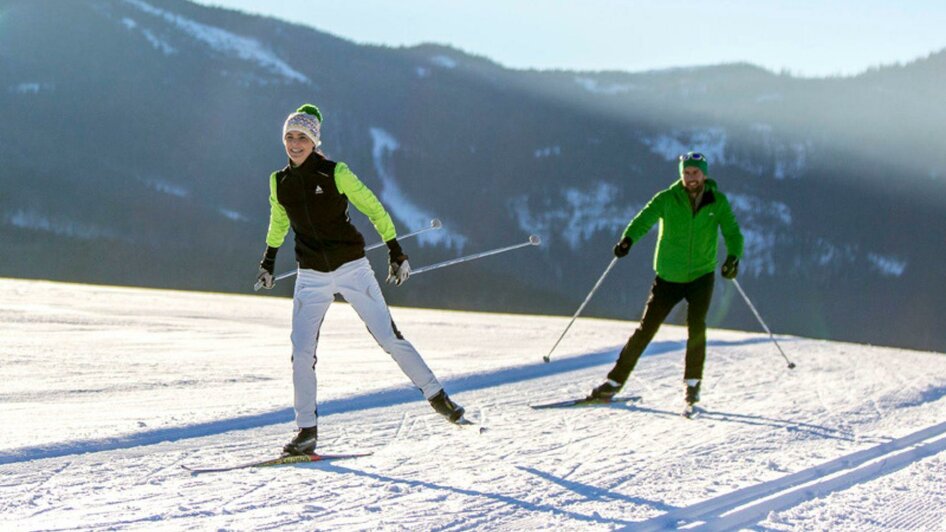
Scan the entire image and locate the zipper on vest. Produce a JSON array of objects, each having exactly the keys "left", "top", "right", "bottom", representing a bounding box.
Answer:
[{"left": 296, "top": 170, "right": 333, "bottom": 271}]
